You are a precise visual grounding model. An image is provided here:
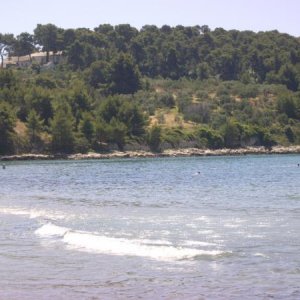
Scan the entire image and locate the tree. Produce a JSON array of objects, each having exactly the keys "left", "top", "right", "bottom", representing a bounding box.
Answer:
[
  {"left": 0, "top": 102, "right": 16, "bottom": 154},
  {"left": 216, "top": 49, "right": 241, "bottom": 80},
  {"left": 63, "top": 29, "right": 76, "bottom": 49},
  {"left": 67, "top": 40, "right": 97, "bottom": 70},
  {"left": 108, "top": 117, "right": 127, "bottom": 150},
  {"left": 278, "top": 64, "right": 299, "bottom": 91},
  {"left": 14, "top": 32, "right": 35, "bottom": 60},
  {"left": 110, "top": 54, "right": 141, "bottom": 94},
  {"left": 0, "top": 69, "right": 16, "bottom": 89},
  {"left": 277, "top": 95, "right": 297, "bottom": 119},
  {"left": 79, "top": 112, "right": 95, "bottom": 143},
  {"left": 148, "top": 125, "right": 162, "bottom": 152},
  {"left": 24, "top": 87, "right": 53, "bottom": 125},
  {"left": 285, "top": 126, "right": 295, "bottom": 143},
  {"left": 67, "top": 40, "right": 85, "bottom": 69},
  {"left": 68, "top": 81, "right": 92, "bottom": 126},
  {"left": 197, "top": 63, "right": 210, "bottom": 80},
  {"left": 34, "top": 24, "right": 60, "bottom": 62},
  {"left": 114, "top": 24, "right": 138, "bottom": 51},
  {"left": 196, "top": 127, "right": 224, "bottom": 149},
  {"left": 85, "top": 60, "right": 111, "bottom": 90},
  {"left": 118, "top": 101, "right": 146, "bottom": 136},
  {"left": 0, "top": 33, "right": 15, "bottom": 68},
  {"left": 95, "top": 118, "right": 110, "bottom": 144},
  {"left": 35, "top": 74, "right": 57, "bottom": 89},
  {"left": 222, "top": 119, "right": 242, "bottom": 148},
  {"left": 26, "top": 109, "right": 43, "bottom": 148},
  {"left": 163, "top": 48, "right": 179, "bottom": 79},
  {"left": 51, "top": 102, "right": 75, "bottom": 153},
  {"left": 98, "top": 96, "right": 120, "bottom": 123},
  {"left": 94, "top": 24, "right": 114, "bottom": 35}
]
